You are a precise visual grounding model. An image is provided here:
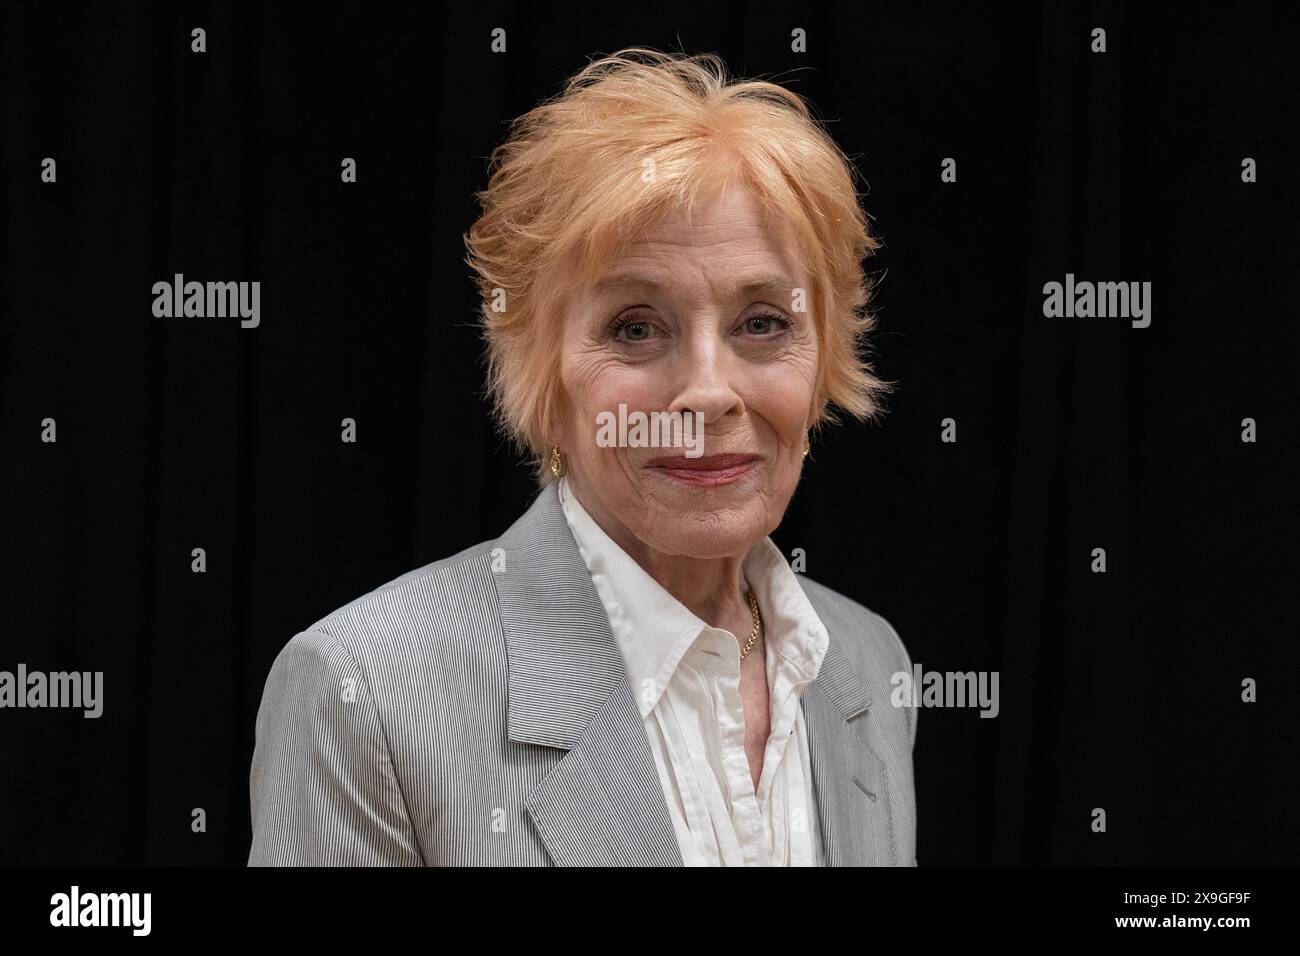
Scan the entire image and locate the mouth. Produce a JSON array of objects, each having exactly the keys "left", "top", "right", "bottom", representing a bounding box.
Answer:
[{"left": 645, "top": 453, "right": 761, "bottom": 488}]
